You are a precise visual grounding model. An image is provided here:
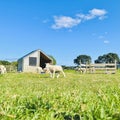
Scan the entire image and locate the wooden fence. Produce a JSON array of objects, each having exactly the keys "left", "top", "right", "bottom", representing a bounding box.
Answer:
[
  {"left": 87, "top": 63, "right": 116, "bottom": 74},
  {"left": 5, "top": 65, "right": 17, "bottom": 73},
  {"left": 76, "top": 62, "right": 117, "bottom": 74}
]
